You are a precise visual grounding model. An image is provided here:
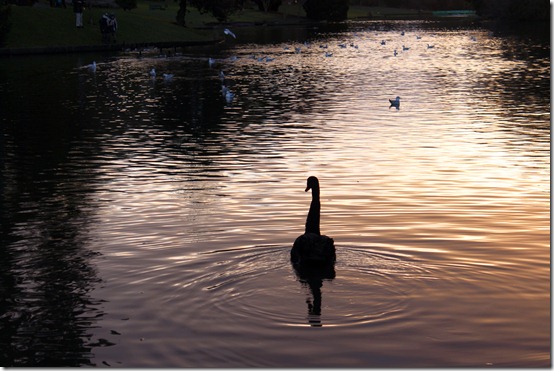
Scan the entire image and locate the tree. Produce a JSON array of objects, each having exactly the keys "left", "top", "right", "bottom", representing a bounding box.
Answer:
[
  {"left": 251, "top": 0, "right": 282, "bottom": 12},
  {"left": 189, "top": 0, "right": 239, "bottom": 22},
  {"left": 115, "top": 0, "right": 136, "bottom": 10},
  {"left": 471, "top": 0, "right": 549, "bottom": 21},
  {"left": 0, "top": 4, "right": 10, "bottom": 47},
  {"left": 303, "top": 0, "right": 349, "bottom": 21},
  {"left": 176, "top": 0, "right": 186, "bottom": 26}
]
